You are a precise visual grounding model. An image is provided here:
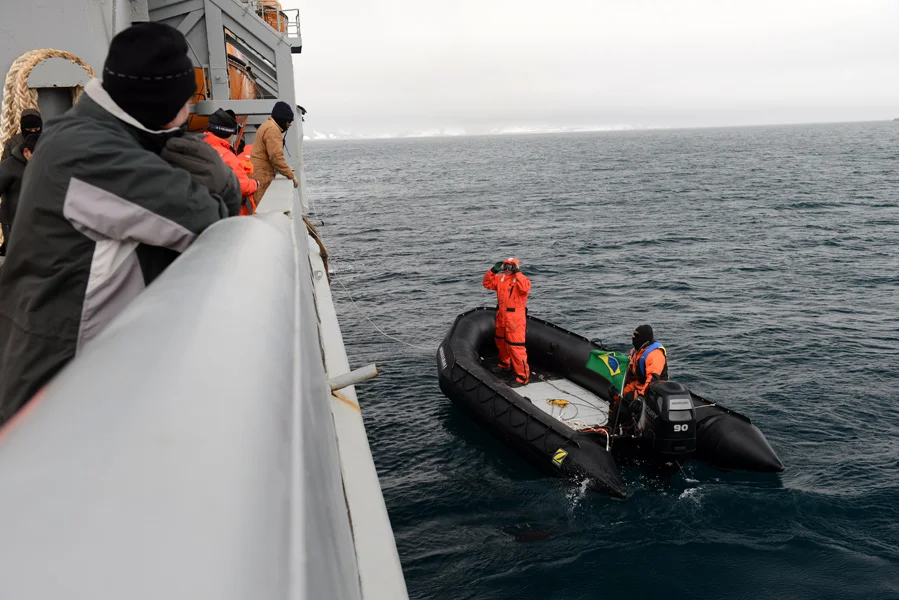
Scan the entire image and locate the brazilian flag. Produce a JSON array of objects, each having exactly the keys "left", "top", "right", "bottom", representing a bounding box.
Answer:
[{"left": 586, "top": 350, "right": 630, "bottom": 394}]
